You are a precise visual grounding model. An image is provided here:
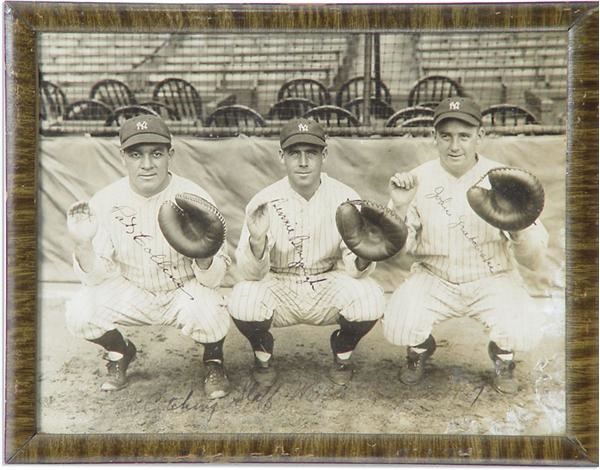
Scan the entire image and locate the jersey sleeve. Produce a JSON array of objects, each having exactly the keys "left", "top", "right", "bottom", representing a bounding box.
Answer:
[
  {"left": 72, "top": 202, "right": 119, "bottom": 285},
  {"left": 191, "top": 241, "right": 231, "bottom": 288},
  {"left": 504, "top": 219, "right": 549, "bottom": 270}
]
